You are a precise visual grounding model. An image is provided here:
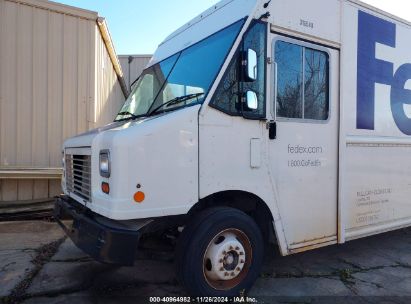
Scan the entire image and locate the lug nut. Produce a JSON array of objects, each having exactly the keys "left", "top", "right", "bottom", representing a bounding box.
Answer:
[
  {"left": 231, "top": 272, "right": 235, "bottom": 277},
  {"left": 240, "top": 252, "right": 244, "bottom": 256},
  {"left": 236, "top": 267, "right": 241, "bottom": 271},
  {"left": 235, "top": 246, "right": 240, "bottom": 250},
  {"left": 229, "top": 246, "right": 234, "bottom": 250},
  {"left": 220, "top": 267, "right": 224, "bottom": 271},
  {"left": 241, "top": 260, "right": 245, "bottom": 264},
  {"left": 225, "top": 272, "right": 229, "bottom": 277},
  {"left": 219, "top": 259, "right": 223, "bottom": 263}
]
